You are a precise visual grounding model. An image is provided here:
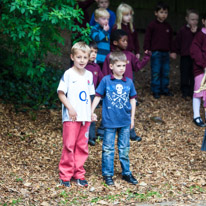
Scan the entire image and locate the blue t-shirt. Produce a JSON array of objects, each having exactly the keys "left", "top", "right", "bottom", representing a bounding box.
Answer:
[{"left": 96, "top": 75, "right": 137, "bottom": 128}]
